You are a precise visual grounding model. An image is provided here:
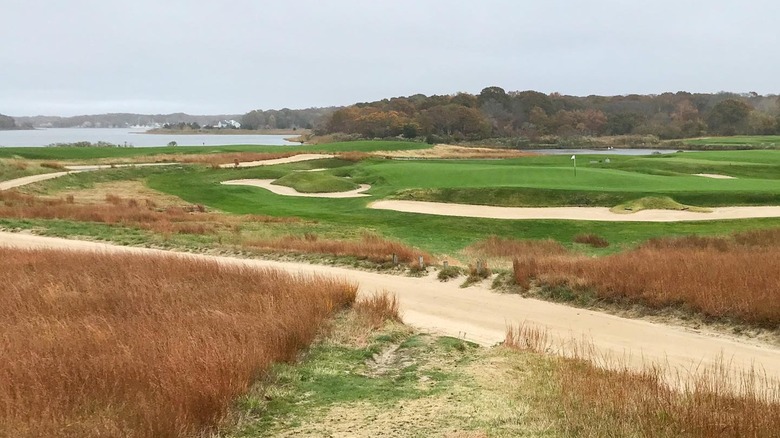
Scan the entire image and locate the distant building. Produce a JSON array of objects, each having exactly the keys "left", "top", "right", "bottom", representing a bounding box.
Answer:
[{"left": 216, "top": 119, "right": 241, "bottom": 129}]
